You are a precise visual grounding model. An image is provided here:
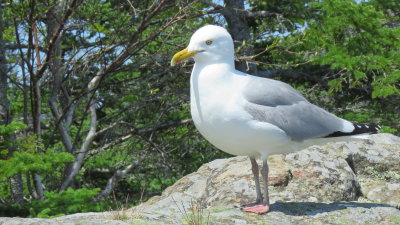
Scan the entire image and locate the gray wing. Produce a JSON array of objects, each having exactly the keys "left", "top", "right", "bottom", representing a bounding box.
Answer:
[
  {"left": 243, "top": 76, "right": 347, "bottom": 141},
  {"left": 243, "top": 75, "right": 308, "bottom": 106}
]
